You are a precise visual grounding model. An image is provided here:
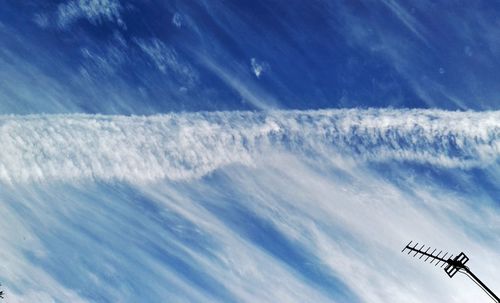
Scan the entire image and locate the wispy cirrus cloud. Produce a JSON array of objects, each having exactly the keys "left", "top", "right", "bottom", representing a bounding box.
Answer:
[
  {"left": 133, "top": 38, "right": 198, "bottom": 86},
  {"left": 57, "top": 0, "right": 125, "bottom": 28},
  {"left": 4, "top": 143, "right": 498, "bottom": 302}
]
